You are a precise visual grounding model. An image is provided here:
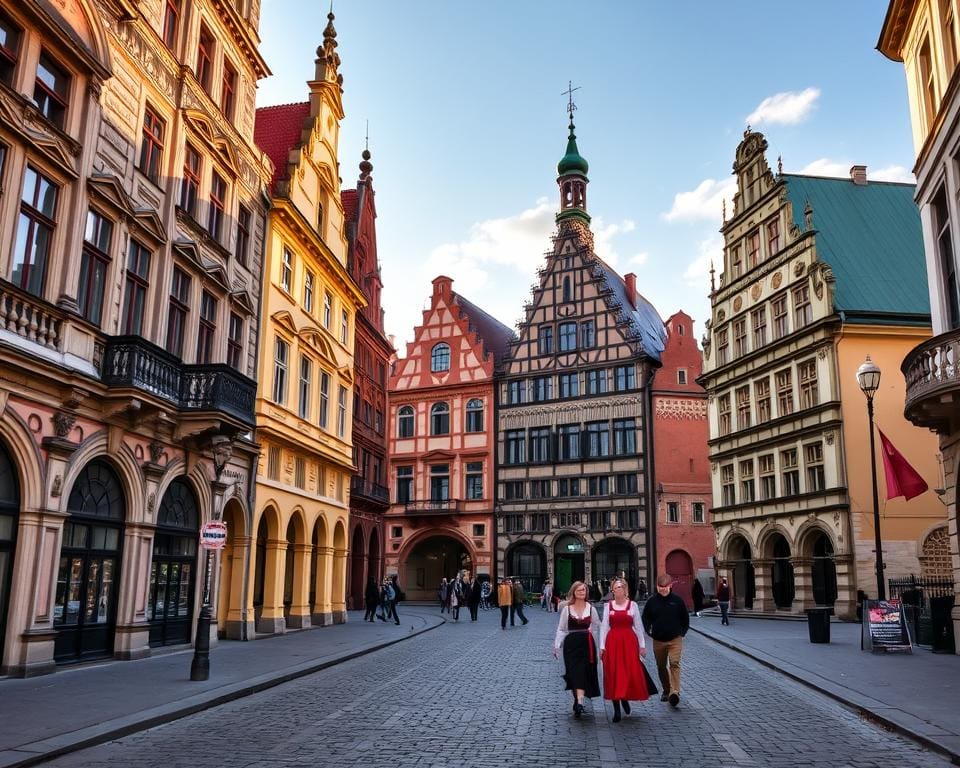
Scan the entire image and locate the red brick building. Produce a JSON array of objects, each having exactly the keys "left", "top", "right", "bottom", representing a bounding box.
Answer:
[
  {"left": 386, "top": 276, "right": 514, "bottom": 599},
  {"left": 652, "top": 311, "right": 715, "bottom": 606},
  {"left": 343, "top": 150, "right": 393, "bottom": 609}
]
